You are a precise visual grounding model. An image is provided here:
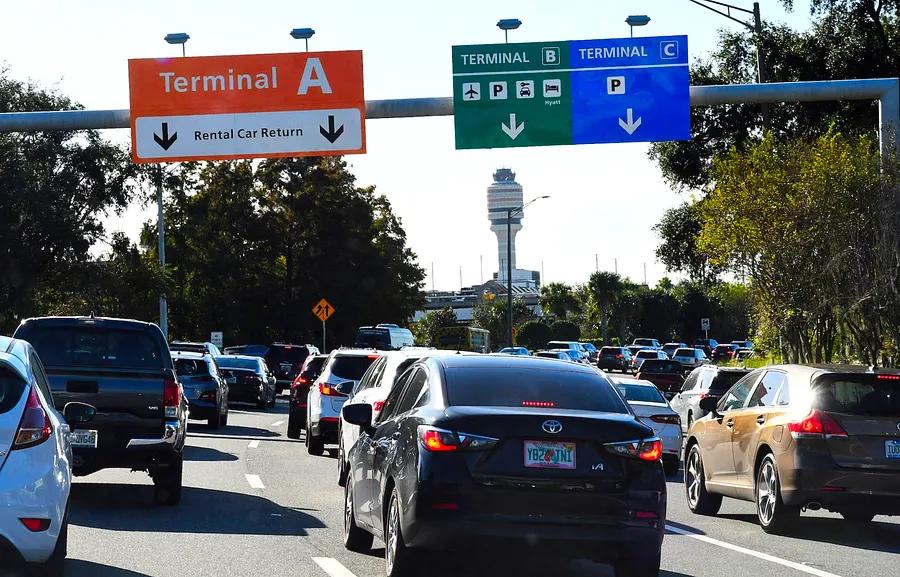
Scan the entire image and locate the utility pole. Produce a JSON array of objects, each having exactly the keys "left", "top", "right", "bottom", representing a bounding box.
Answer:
[
  {"left": 643, "top": 262, "right": 648, "bottom": 286},
  {"left": 595, "top": 253, "right": 599, "bottom": 272},
  {"left": 431, "top": 262, "right": 435, "bottom": 291},
  {"left": 480, "top": 255, "right": 483, "bottom": 284},
  {"left": 614, "top": 258, "right": 618, "bottom": 275}
]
